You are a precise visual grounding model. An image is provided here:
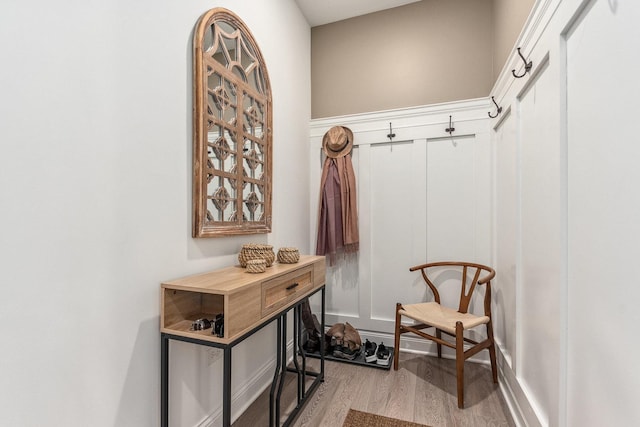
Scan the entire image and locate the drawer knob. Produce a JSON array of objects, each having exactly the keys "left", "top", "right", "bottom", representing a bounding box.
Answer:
[{"left": 286, "top": 283, "right": 299, "bottom": 291}]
